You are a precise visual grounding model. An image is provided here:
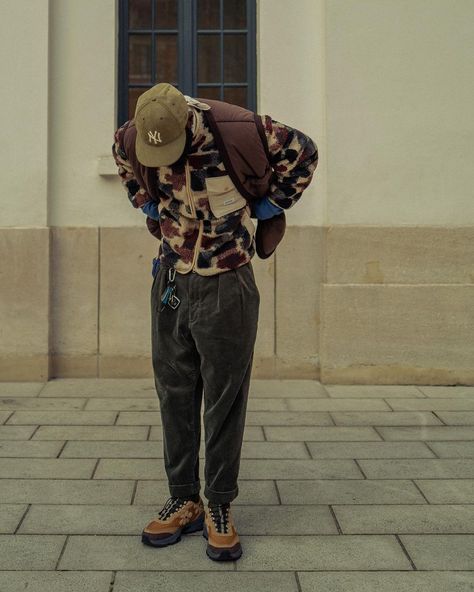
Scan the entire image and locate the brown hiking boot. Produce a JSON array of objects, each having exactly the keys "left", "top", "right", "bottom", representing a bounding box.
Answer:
[
  {"left": 202, "top": 502, "right": 242, "bottom": 561},
  {"left": 141, "top": 496, "right": 205, "bottom": 547}
]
